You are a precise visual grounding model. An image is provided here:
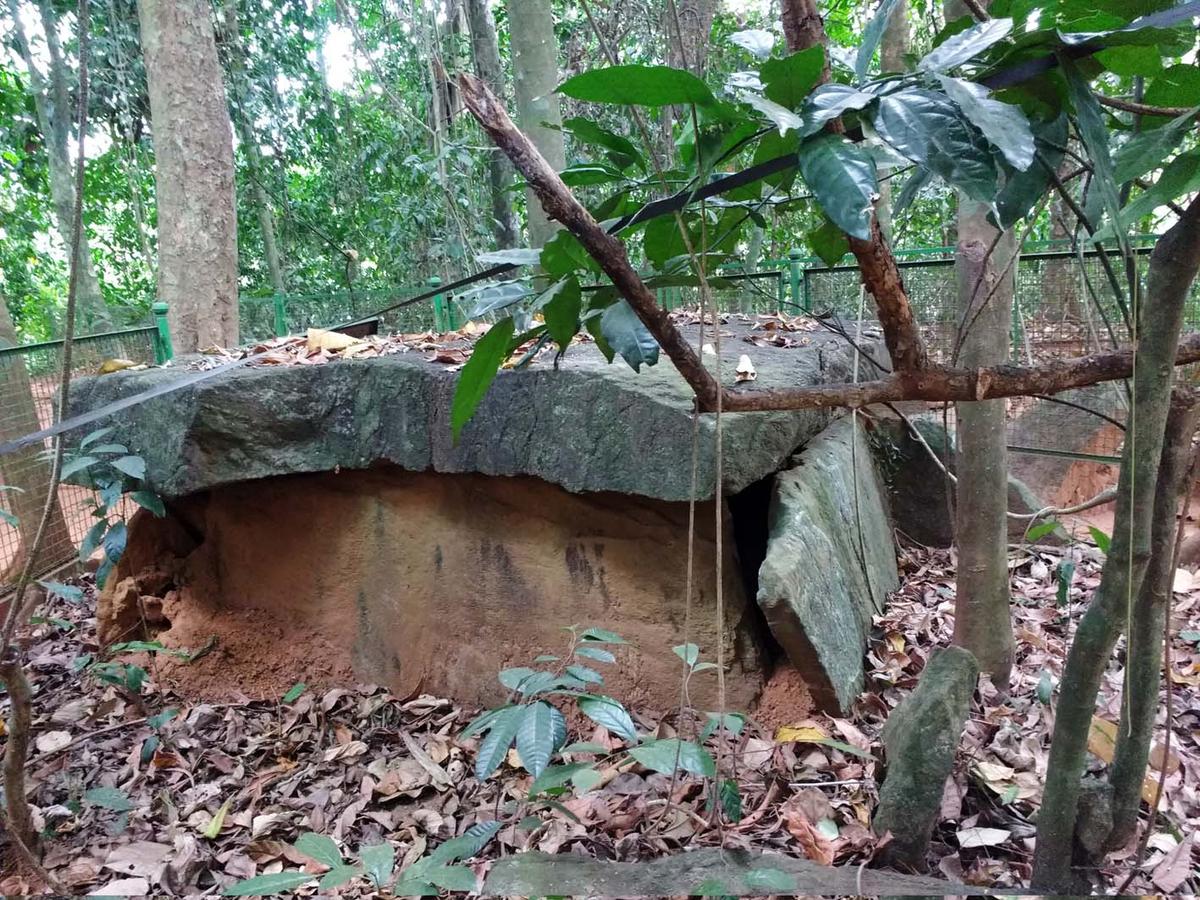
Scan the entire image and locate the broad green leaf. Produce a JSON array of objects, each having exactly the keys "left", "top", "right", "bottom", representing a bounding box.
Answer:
[
  {"left": 573, "top": 767, "right": 605, "bottom": 792},
  {"left": 541, "top": 230, "right": 596, "bottom": 278},
  {"left": 560, "top": 163, "right": 626, "bottom": 187},
  {"left": 203, "top": 797, "right": 232, "bottom": 839},
  {"left": 1103, "top": 148, "right": 1200, "bottom": 236},
  {"left": 744, "top": 867, "right": 796, "bottom": 891},
  {"left": 282, "top": 682, "right": 306, "bottom": 703},
  {"left": 856, "top": 0, "right": 904, "bottom": 82},
  {"left": 1062, "top": 56, "right": 1127, "bottom": 256},
  {"left": 717, "top": 778, "right": 743, "bottom": 822},
  {"left": 1113, "top": 106, "right": 1200, "bottom": 184},
  {"left": 359, "top": 843, "right": 395, "bottom": 889},
  {"left": 39, "top": 580, "right": 83, "bottom": 602},
  {"left": 463, "top": 280, "right": 529, "bottom": 318},
  {"left": 563, "top": 117, "right": 643, "bottom": 171},
  {"left": 738, "top": 90, "right": 803, "bottom": 136},
  {"left": 0, "top": 509, "right": 16, "bottom": 528},
  {"left": 461, "top": 705, "right": 507, "bottom": 739},
  {"left": 565, "top": 664, "right": 603, "bottom": 684},
  {"left": 429, "top": 820, "right": 502, "bottom": 864},
  {"left": 993, "top": 114, "right": 1067, "bottom": 229},
  {"left": 574, "top": 645, "right": 616, "bottom": 663},
  {"left": 628, "top": 738, "right": 716, "bottom": 777},
  {"left": 476, "top": 248, "right": 541, "bottom": 266},
  {"left": 223, "top": 872, "right": 315, "bottom": 896},
  {"left": 88, "top": 443, "right": 129, "bottom": 455},
  {"left": 806, "top": 218, "right": 850, "bottom": 267},
  {"left": 79, "top": 426, "right": 114, "bottom": 448},
  {"left": 1095, "top": 45, "right": 1162, "bottom": 76},
  {"left": 451, "top": 317, "right": 515, "bottom": 441},
  {"left": 701, "top": 712, "right": 747, "bottom": 740},
  {"left": 1056, "top": 560, "right": 1076, "bottom": 607},
  {"left": 797, "top": 134, "right": 878, "bottom": 240},
  {"left": 558, "top": 65, "right": 715, "bottom": 107},
  {"left": 917, "top": 18, "right": 1013, "bottom": 72},
  {"left": 499, "top": 666, "right": 538, "bottom": 691},
  {"left": 516, "top": 701, "right": 559, "bottom": 777},
  {"left": 1089, "top": 525, "right": 1112, "bottom": 553},
  {"left": 1036, "top": 670, "right": 1053, "bottom": 705},
  {"left": 872, "top": 89, "right": 997, "bottom": 201},
  {"left": 938, "top": 76, "right": 1034, "bottom": 170},
  {"left": 893, "top": 167, "right": 933, "bottom": 220},
  {"left": 1143, "top": 65, "right": 1200, "bottom": 123},
  {"left": 61, "top": 456, "right": 99, "bottom": 479},
  {"left": 579, "top": 626, "right": 628, "bottom": 644},
  {"left": 130, "top": 490, "right": 166, "bottom": 517},
  {"left": 541, "top": 278, "right": 582, "bottom": 352},
  {"left": 85, "top": 786, "right": 133, "bottom": 812},
  {"left": 474, "top": 705, "right": 523, "bottom": 778},
  {"left": 103, "top": 520, "right": 127, "bottom": 563},
  {"left": 110, "top": 455, "right": 147, "bottom": 480},
  {"left": 428, "top": 865, "right": 478, "bottom": 891},
  {"left": 584, "top": 312, "right": 615, "bottom": 363},
  {"left": 672, "top": 643, "right": 700, "bottom": 667},
  {"left": 319, "top": 865, "right": 362, "bottom": 890},
  {"left": 600, "top": 301, "right": 659, "bottom": 372},
  {"left": 730, "top": 28, "right": 775, "bottom": 59},
  {"left": 577, "top": 695, "right": 637, "bottom": 742},
  {"left": 798, "top": 83, "right": 875, "bottom": 135},
  {"left": 528, "top": 762, "right": 592, "bottom": 795},
  {"left": 760, "top": 47, "right": 824, "bottom": 110},
  {"left": 146, "top": 707, "right": 179, "bottom": 730},
  {"left": 1025, "top": 521, "right": 1060, "bottom": 542}
]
